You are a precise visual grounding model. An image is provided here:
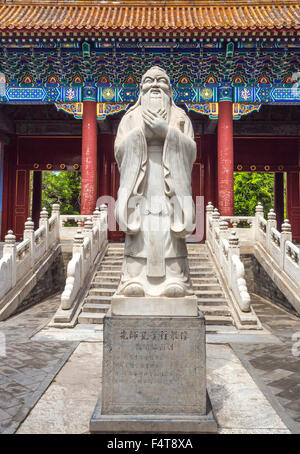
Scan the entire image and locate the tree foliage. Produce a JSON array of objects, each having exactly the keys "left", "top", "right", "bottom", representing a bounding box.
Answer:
[
  {"left": 234, "top": 172, "right": 274, "bottom": 217},
  {"left": 41, "top": 171, "right": 81, "bottom": 215}
]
